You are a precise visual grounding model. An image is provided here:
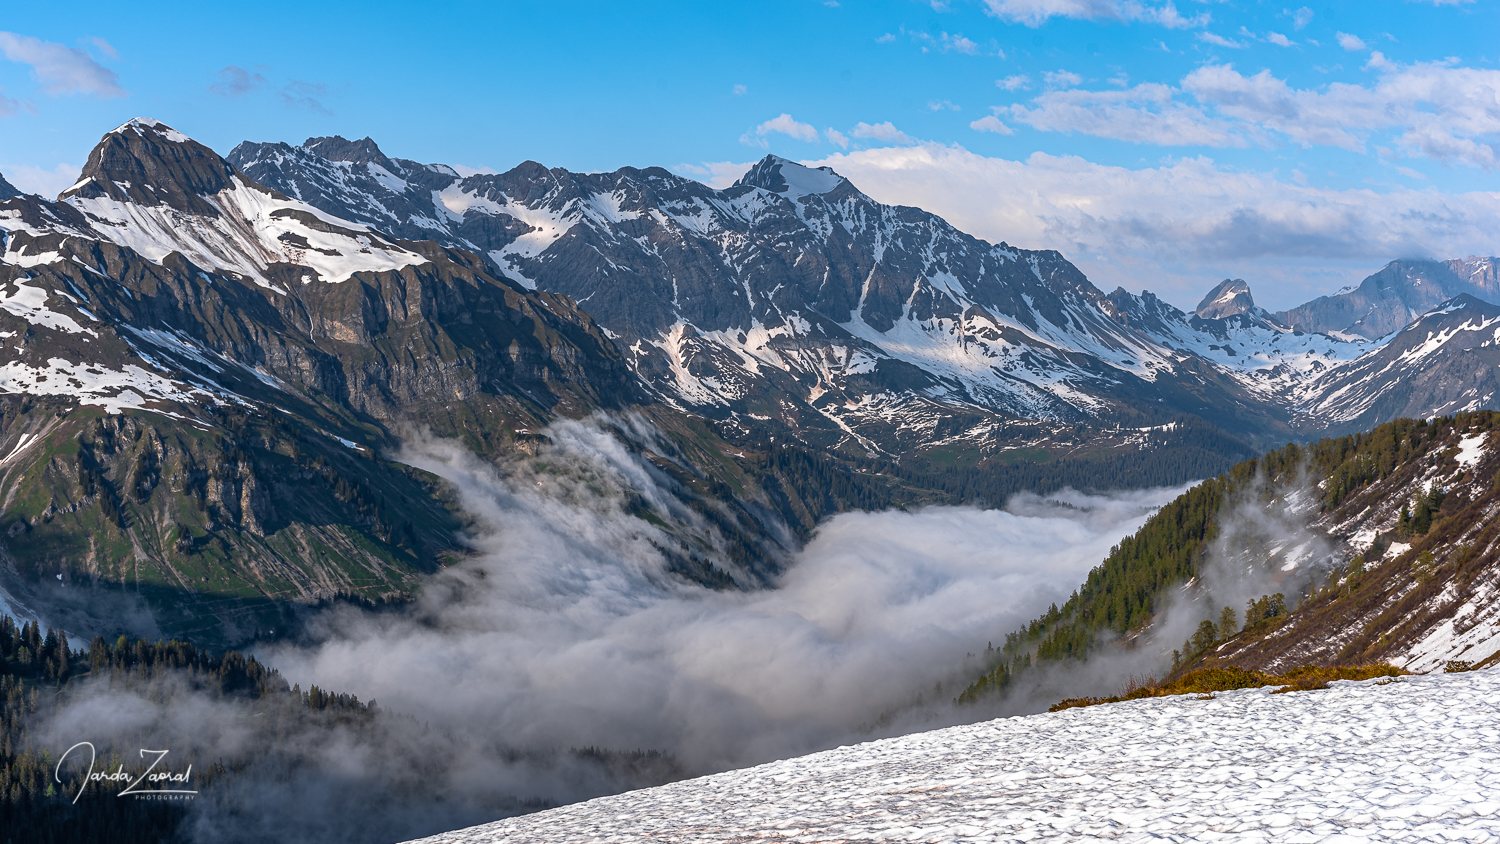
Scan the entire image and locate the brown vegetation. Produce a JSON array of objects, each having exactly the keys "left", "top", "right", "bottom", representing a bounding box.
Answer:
[{"left": 1048, "top": 664, "right": 1407, "bottom": 712}]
